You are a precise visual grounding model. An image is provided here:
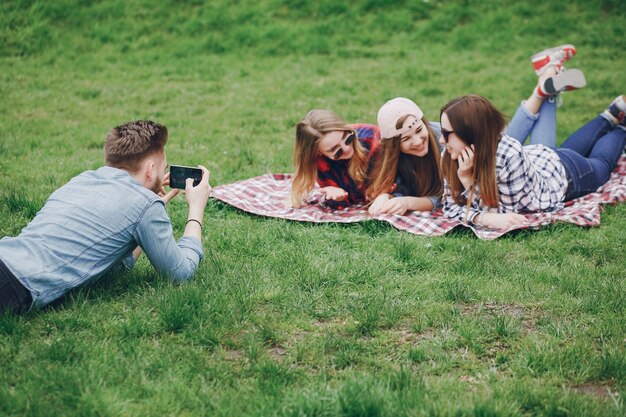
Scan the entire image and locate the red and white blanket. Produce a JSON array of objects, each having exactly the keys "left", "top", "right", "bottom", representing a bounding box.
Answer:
[{"left": 211, "top": 156, "right": 626, "bottom": 240}]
